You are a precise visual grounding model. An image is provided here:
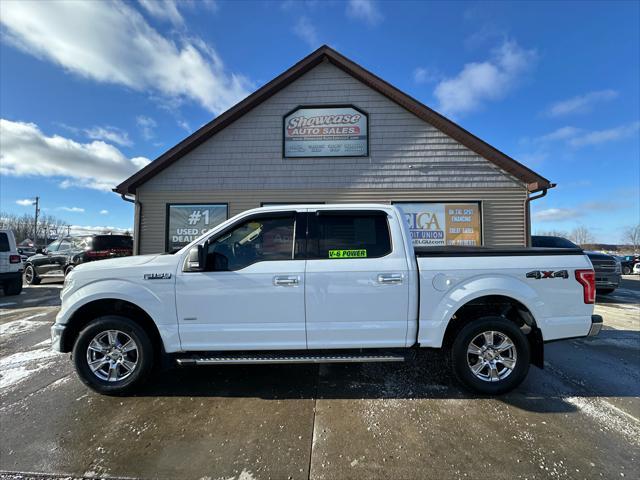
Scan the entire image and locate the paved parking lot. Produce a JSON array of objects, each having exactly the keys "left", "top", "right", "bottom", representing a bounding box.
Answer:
[{"left": 1, "top": 278, "right": 639, "bottom": 480}]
